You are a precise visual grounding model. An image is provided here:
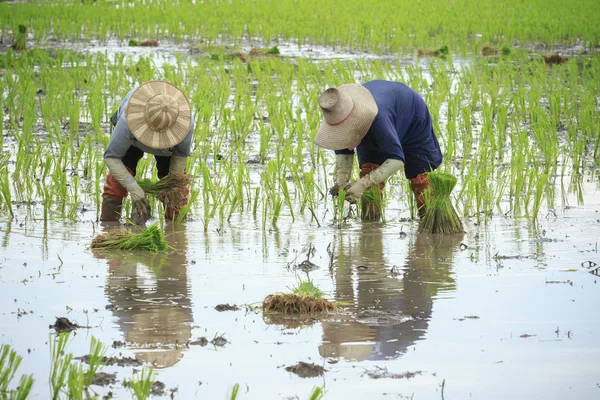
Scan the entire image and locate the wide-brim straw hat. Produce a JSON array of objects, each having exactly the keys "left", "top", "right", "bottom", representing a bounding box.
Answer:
[
  {"left": 126, "top": 81, "right": 191, "bottom": 149},
  {"left": 314, "top": 83, "right": 378, "bottom": 150}
]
